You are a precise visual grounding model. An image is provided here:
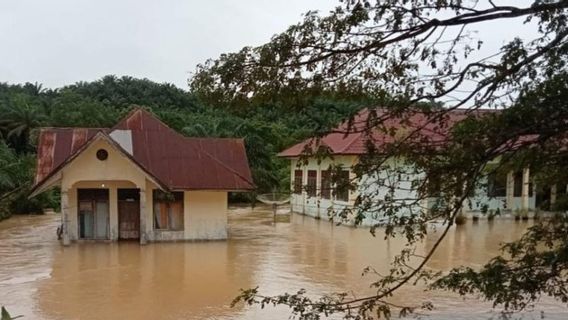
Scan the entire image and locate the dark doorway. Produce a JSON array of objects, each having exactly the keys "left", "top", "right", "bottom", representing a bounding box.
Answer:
[
  {"left": 118, "top": 189, "right": 140, "bottom": 240},
  {"left": 536, "top": 186, "right": 551, "bottom": 211},
  {"left": 78, "top": 189, "right": 110, "bottom": 240}
]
